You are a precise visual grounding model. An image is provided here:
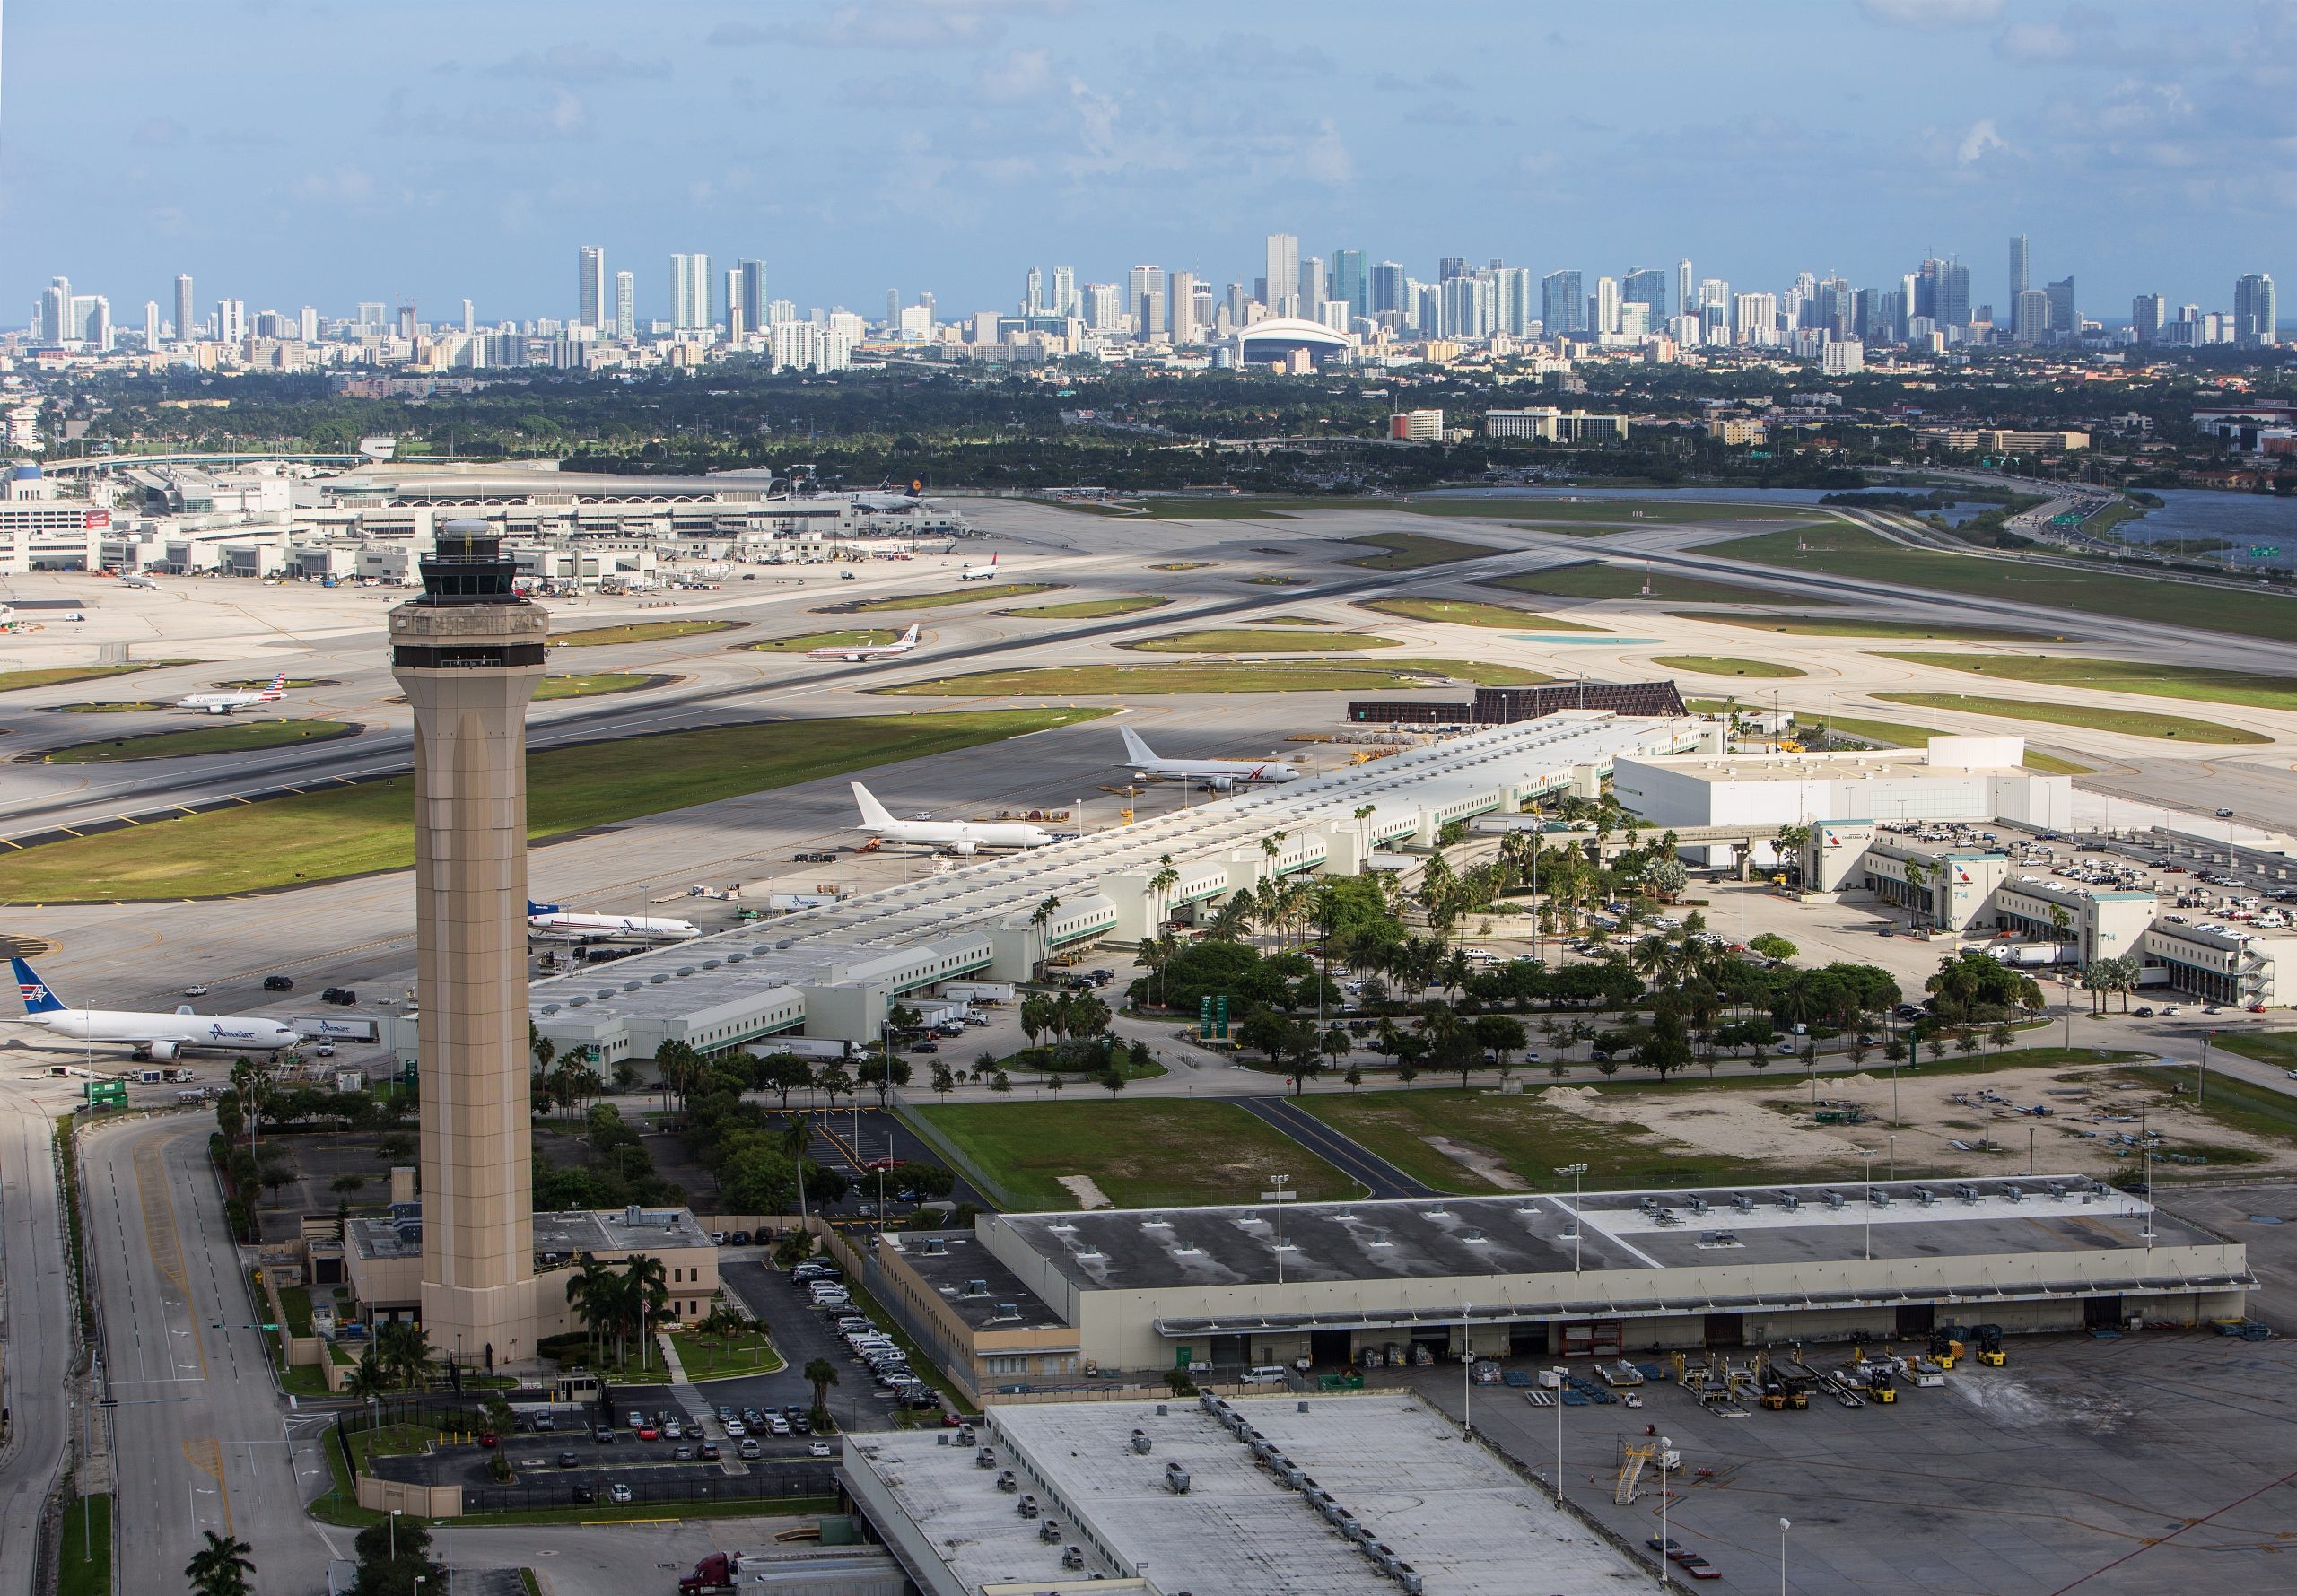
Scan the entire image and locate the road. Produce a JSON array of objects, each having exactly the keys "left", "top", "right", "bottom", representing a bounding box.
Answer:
[
  {"left": 1228, "top": 1095, "right": 1437, "bottom": 1199},
  {"left": 0, "top": 1079, "right": 76, "bottom": 1596},
  {"left": 80, "top": 1112, "right": 338, "bottom": 1595}
]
